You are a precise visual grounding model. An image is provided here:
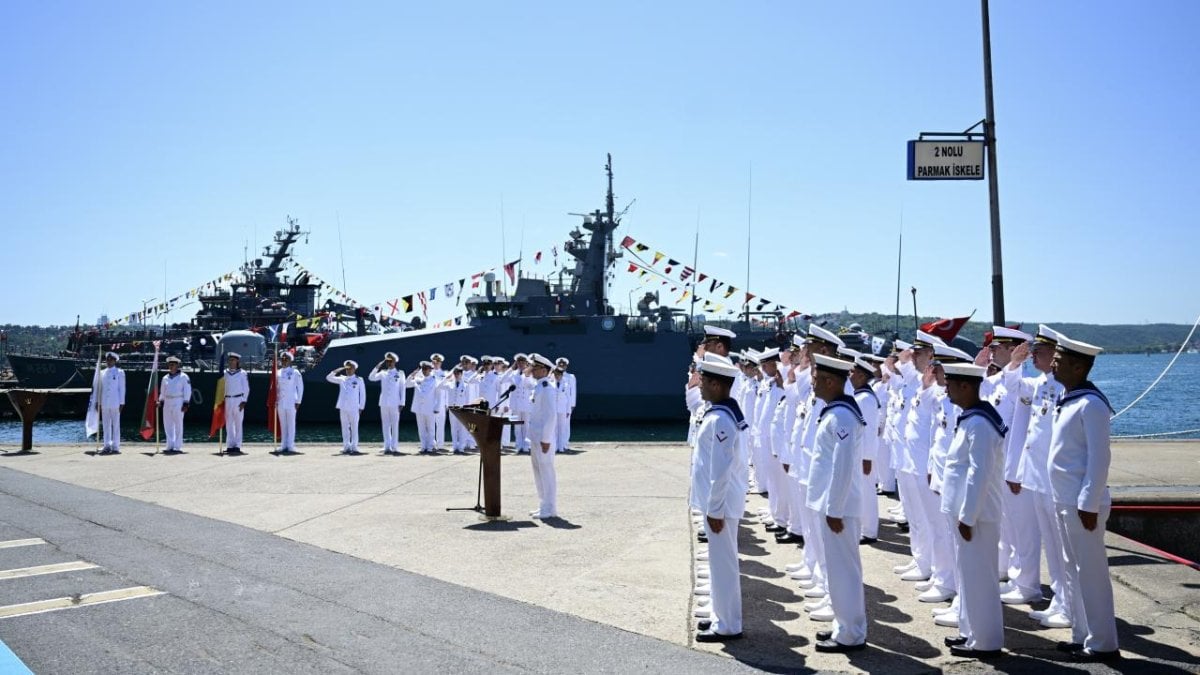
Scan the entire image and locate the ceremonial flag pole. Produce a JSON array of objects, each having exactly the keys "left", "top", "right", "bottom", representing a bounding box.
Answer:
[
  {"left": 85, "top": 349, "right": 103, "bottom": 456},
  {"left": 140, "top": 341, "right": 161, "bottom": 452},
  {"left": 210, "top": 371, "right": 227, "bottom": 455}
]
